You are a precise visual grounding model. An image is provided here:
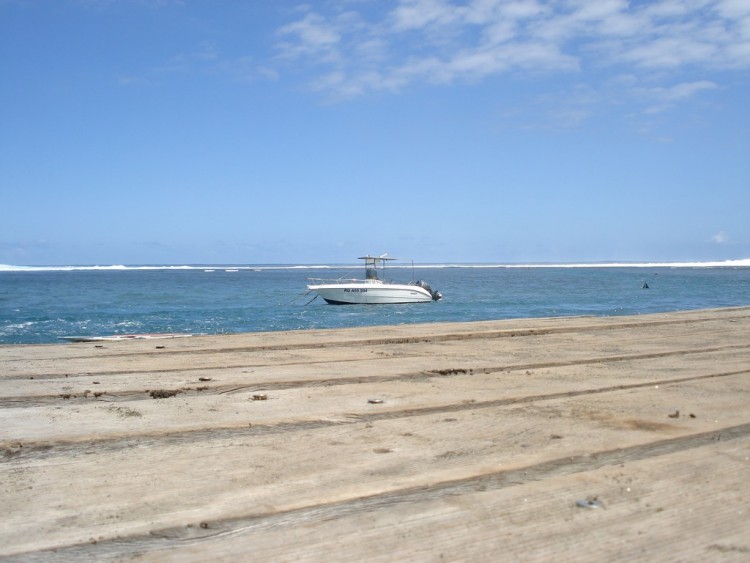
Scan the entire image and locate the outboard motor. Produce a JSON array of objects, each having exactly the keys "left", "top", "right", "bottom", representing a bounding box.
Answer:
[{"left": 416, "top": 280, "right": 442, "bottom": 301}]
